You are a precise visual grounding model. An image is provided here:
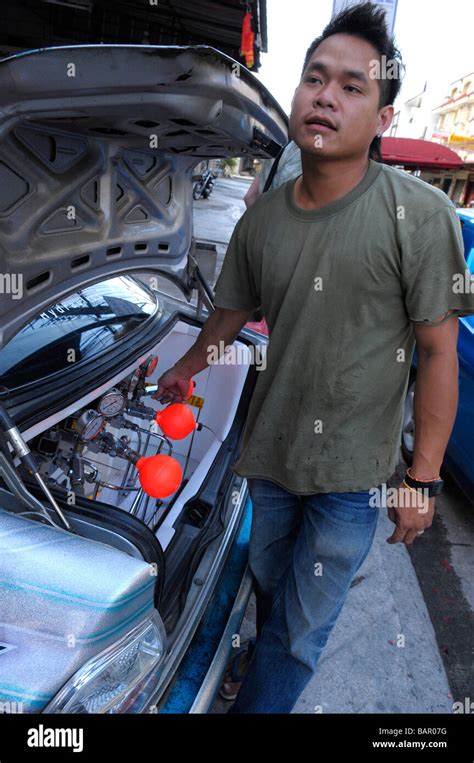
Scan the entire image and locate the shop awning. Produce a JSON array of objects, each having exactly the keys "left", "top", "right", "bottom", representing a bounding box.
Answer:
[{"left": 381, "top": 137, "right": 464, "bottom": 170}]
